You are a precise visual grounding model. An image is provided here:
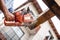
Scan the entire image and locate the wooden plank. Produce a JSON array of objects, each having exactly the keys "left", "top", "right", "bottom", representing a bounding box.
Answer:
[
  {"left": 34, "top": 10, "right": 55, "bottom": 26},
  {"left": 43, "top": 0, "right": 60, "bottom": 19},
  {"left": 28, "top": 10, "right": 55, "bottom": 30}
]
